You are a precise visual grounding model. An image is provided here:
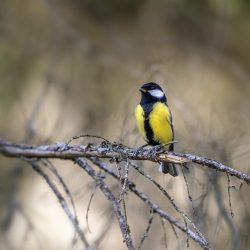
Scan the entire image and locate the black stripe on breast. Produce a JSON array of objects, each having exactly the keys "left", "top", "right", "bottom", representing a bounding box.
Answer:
[{"left": 143, "top": 103, "right": 159, "bottom": 146}]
